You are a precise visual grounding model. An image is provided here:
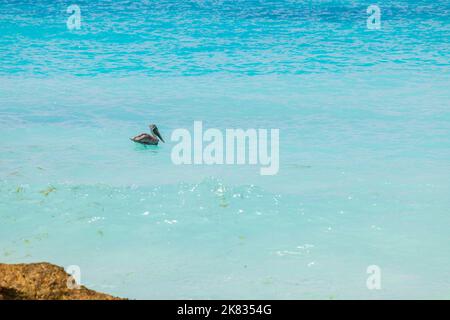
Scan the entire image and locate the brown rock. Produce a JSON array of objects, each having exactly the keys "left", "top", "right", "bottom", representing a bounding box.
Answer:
[{"left": 0, "top": 262, "right": 124, "bottom": 300}]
